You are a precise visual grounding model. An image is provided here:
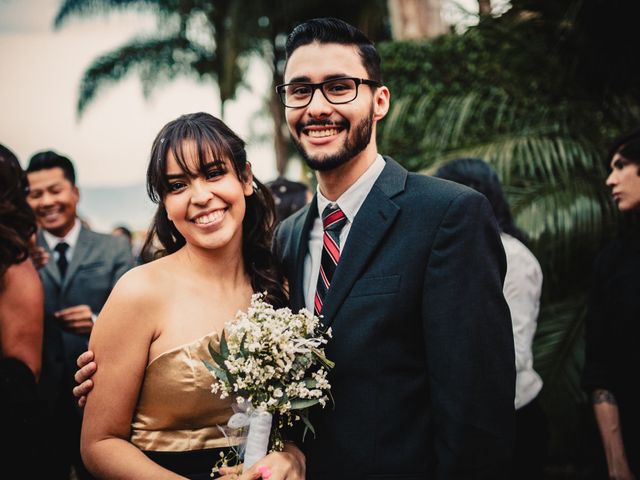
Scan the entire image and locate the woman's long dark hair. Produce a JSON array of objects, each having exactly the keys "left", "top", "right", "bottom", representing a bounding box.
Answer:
[
  {"left": 0, "top": 144, "right": 37, "bottom": 283},
  {"left": 434, "top": 157, "right": 528, "bottom": 244},
  {"left": 141, "top": 112, "right": 287, "bottom": 308}
]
